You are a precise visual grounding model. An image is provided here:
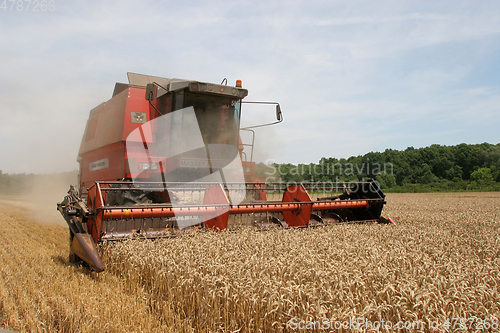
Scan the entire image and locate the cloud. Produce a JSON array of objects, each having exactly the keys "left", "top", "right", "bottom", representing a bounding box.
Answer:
[{"left": 0, "top": 0, "right": 499, "bottom": 174}]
